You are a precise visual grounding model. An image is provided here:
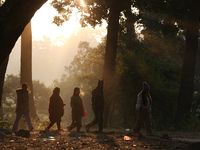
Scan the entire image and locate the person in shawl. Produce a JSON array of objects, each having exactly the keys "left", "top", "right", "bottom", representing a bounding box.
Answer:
[
  {"left": 12, "top": 83, "right": 34, "bottom": 132},
  {"left": 45, "top": 87, "right": 65, "bottom": 132},
  {"left": 67, "top": 87, "right": 86, "bottom": 132},
  {"left": 133, "top": 82, "right": 153, "bottom": 137}
]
